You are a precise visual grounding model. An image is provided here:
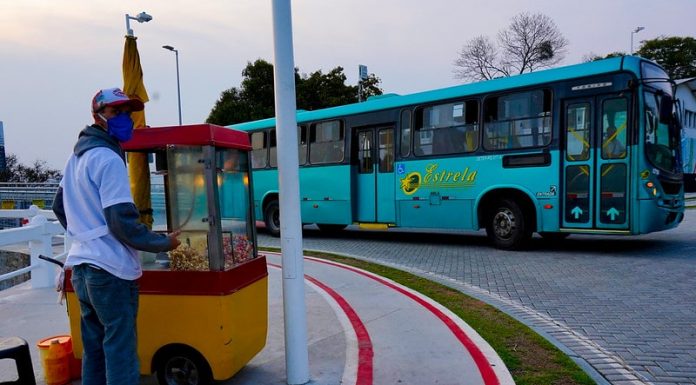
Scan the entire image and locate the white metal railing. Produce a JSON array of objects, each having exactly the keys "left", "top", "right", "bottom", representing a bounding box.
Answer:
[{"left": 0, "top": 205, "right": 66, "bottom": 289}]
